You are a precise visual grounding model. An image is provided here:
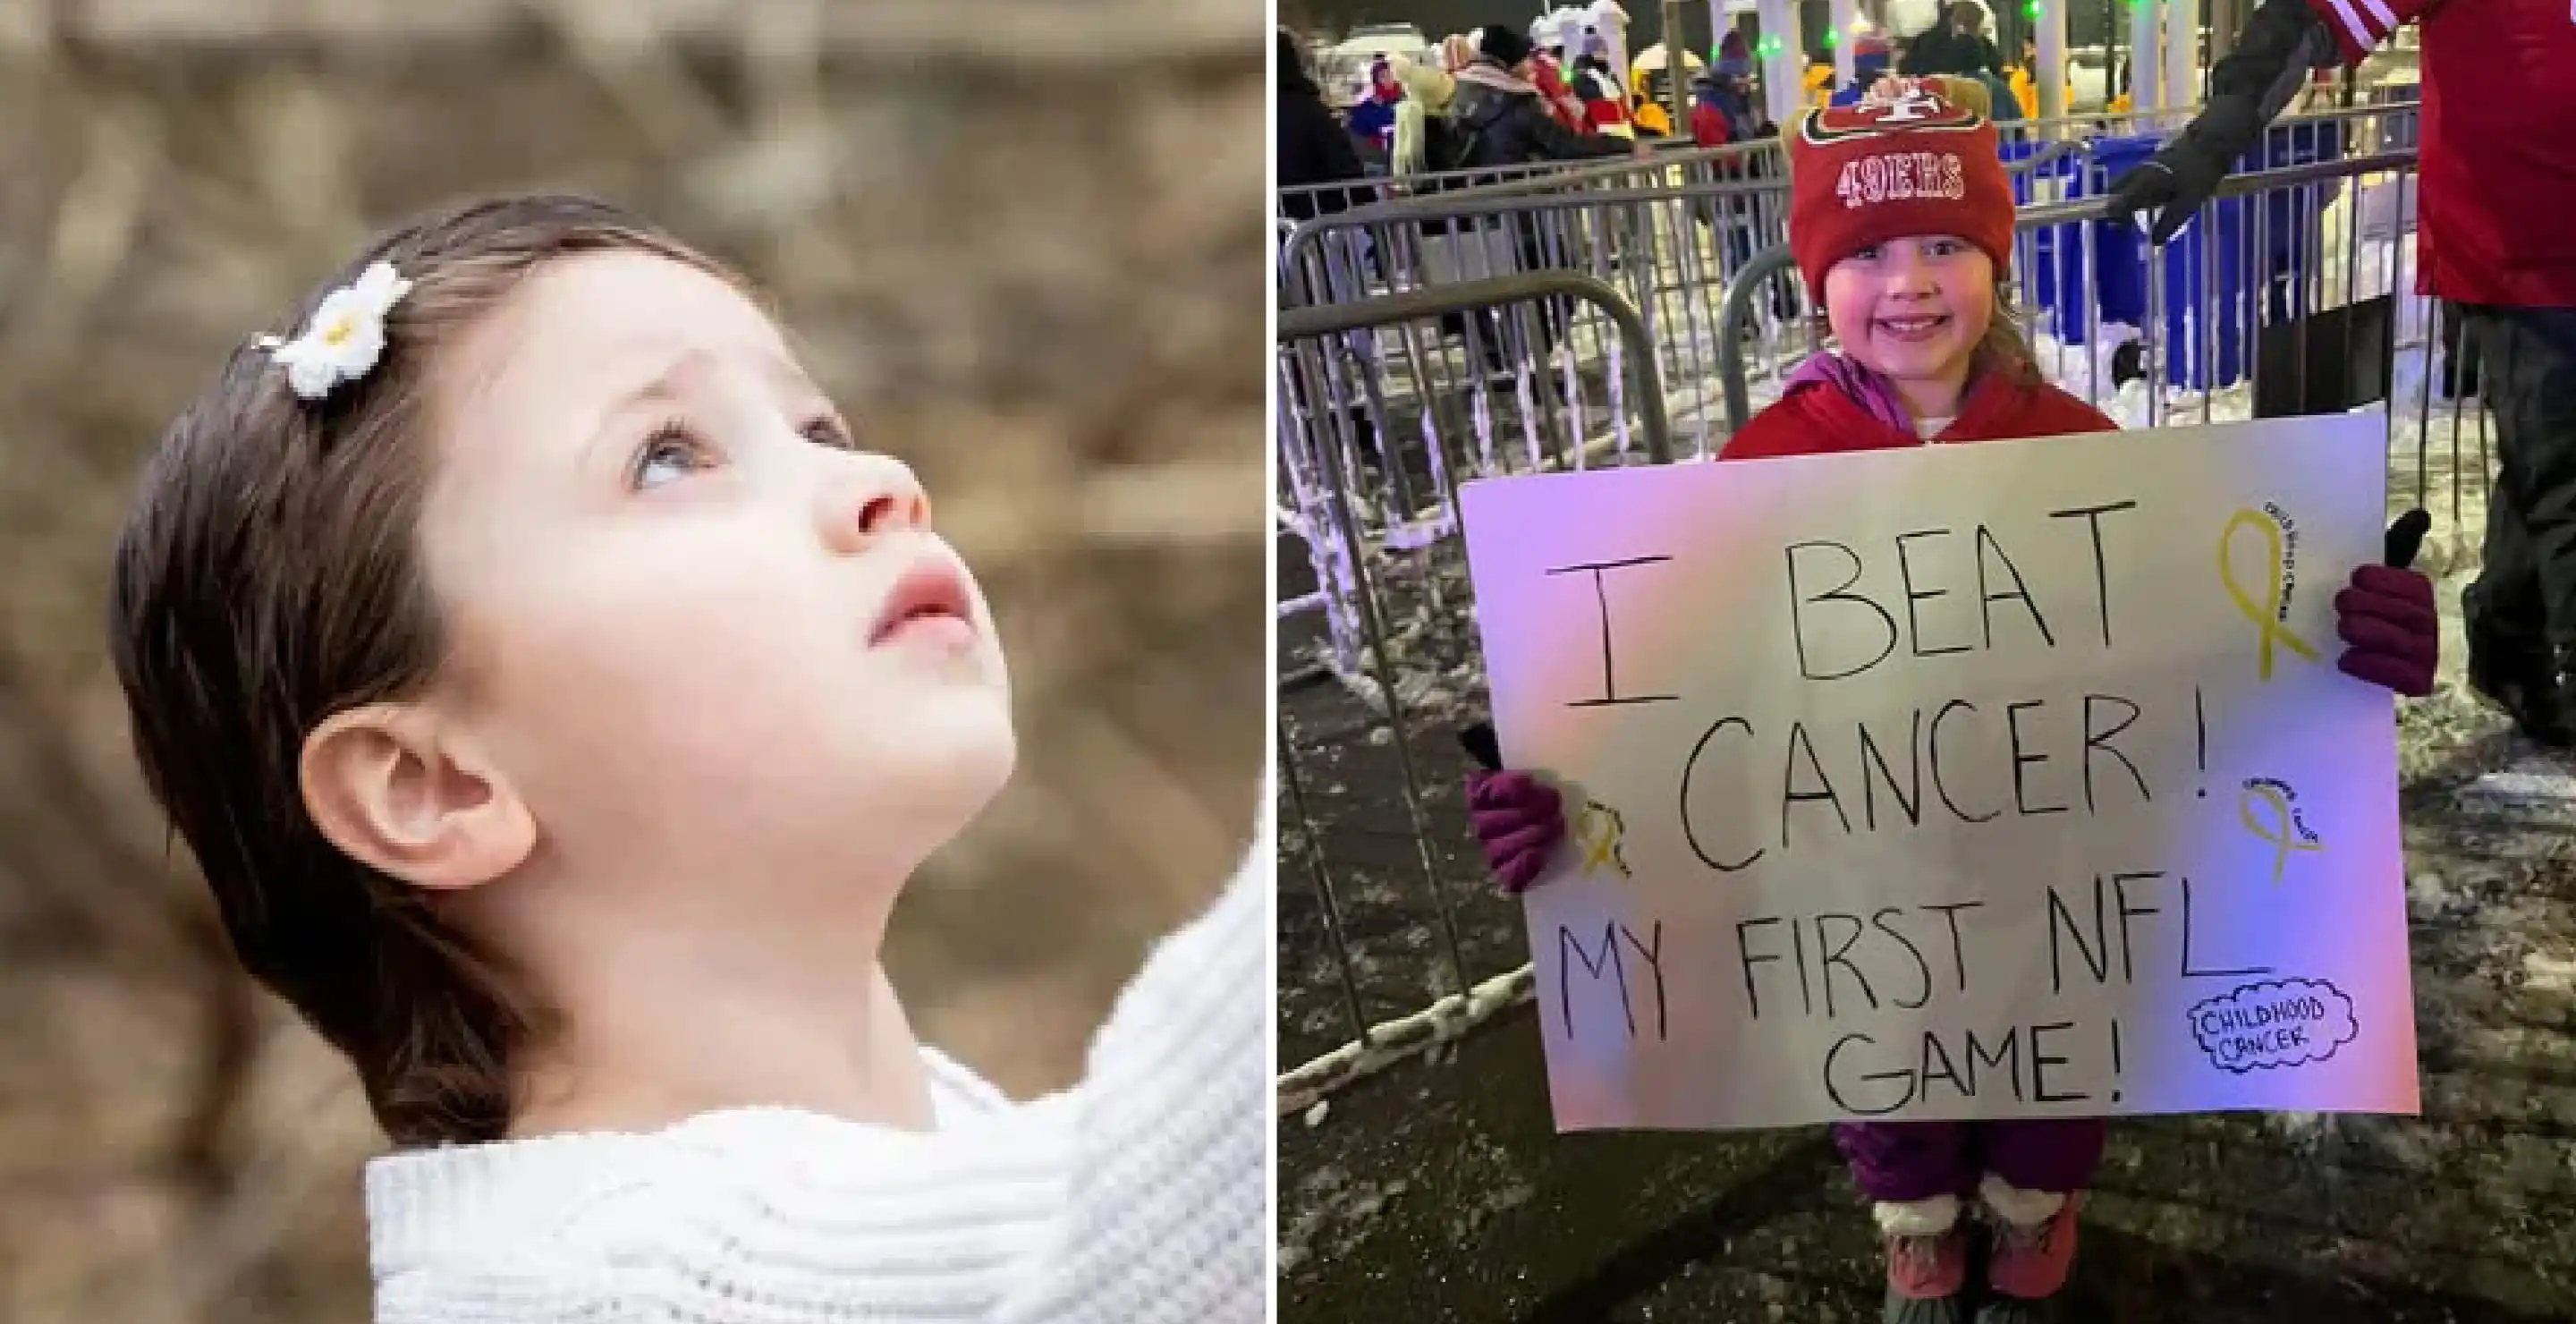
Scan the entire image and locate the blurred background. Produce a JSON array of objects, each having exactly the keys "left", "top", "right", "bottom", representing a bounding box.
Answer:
[{"left": 0, "top": 1, "right": 1263, "bottom": 1320}]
